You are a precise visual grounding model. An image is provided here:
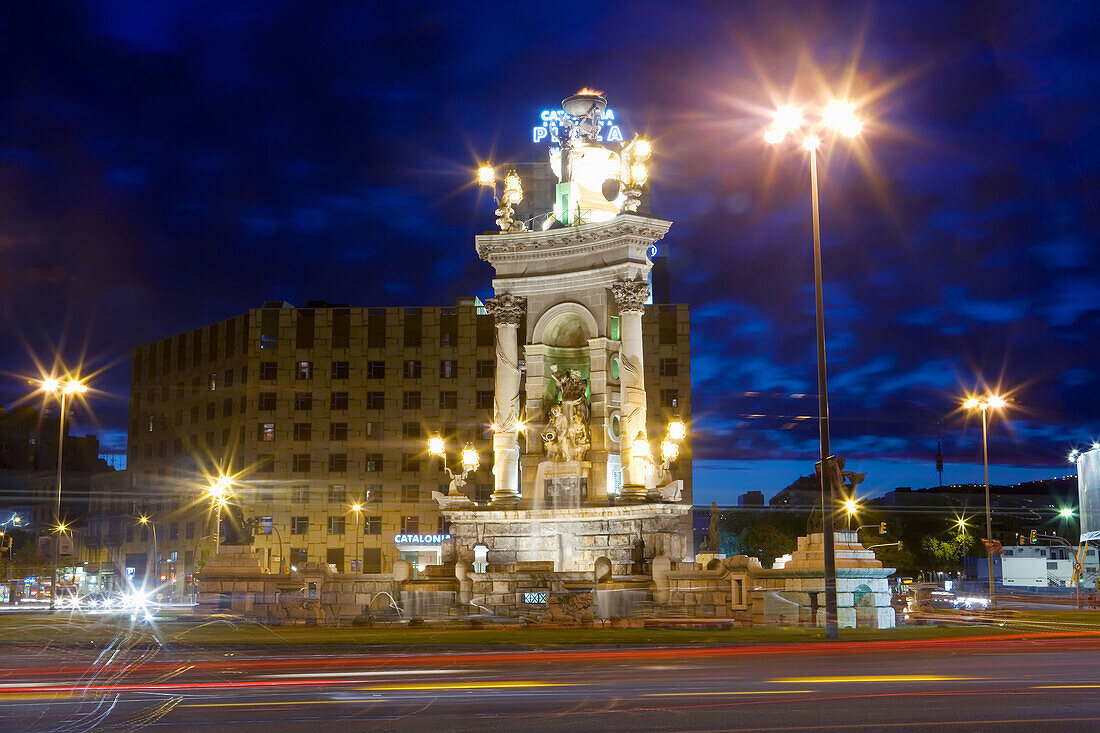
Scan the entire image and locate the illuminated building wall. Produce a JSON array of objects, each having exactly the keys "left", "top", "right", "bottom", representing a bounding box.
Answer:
[{"left": 117, "top": 299, "right": 690, "bottom": 582}]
